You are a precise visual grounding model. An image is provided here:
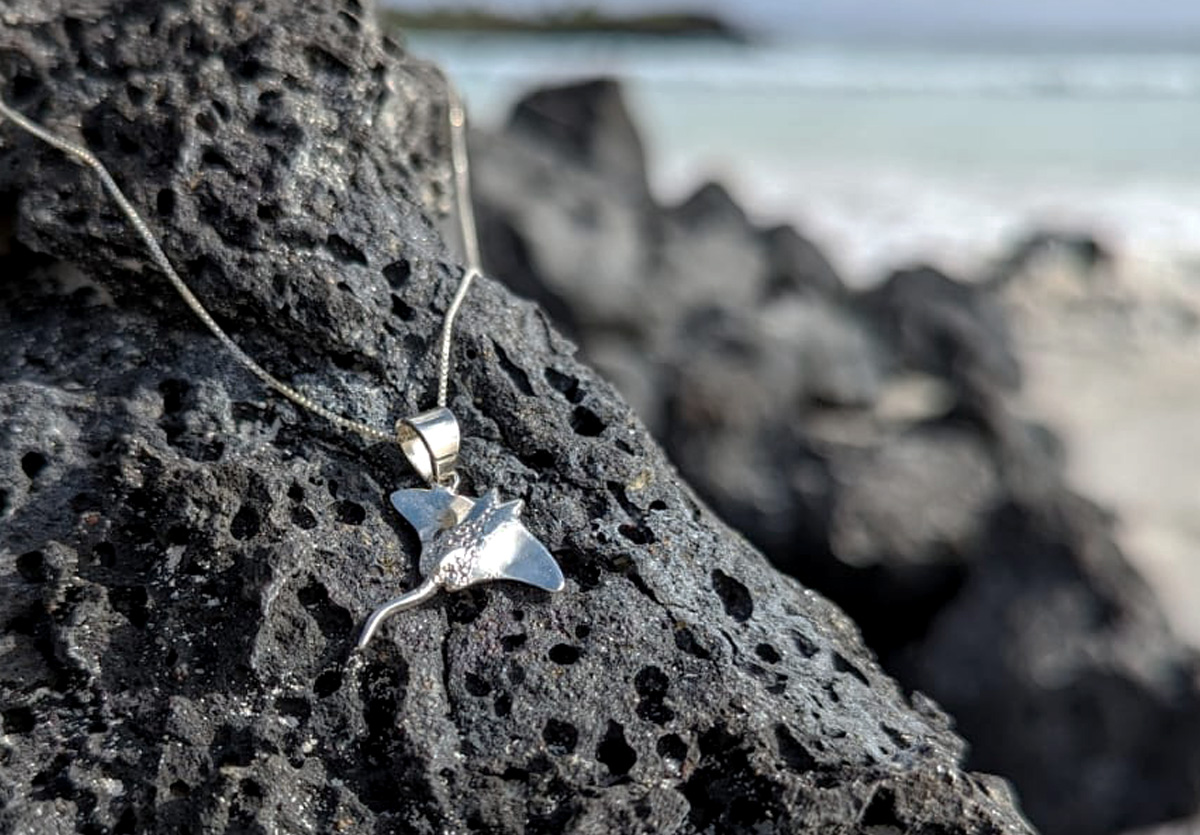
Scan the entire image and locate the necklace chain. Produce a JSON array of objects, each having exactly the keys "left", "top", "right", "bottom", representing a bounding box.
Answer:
[
  {"left": 0, "top": 76, "right": 482, "bottom": 446},
  {"left": 437, "top": 79, "right": 482, "bottom": 409}
]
